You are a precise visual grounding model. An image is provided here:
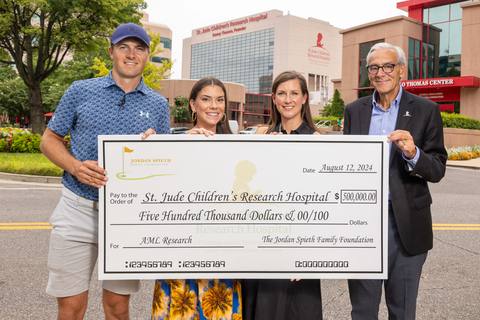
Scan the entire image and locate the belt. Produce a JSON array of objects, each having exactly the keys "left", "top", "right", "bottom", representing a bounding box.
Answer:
[{"left": 62, "top": 186, "right": 99, "bottom": 211}]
